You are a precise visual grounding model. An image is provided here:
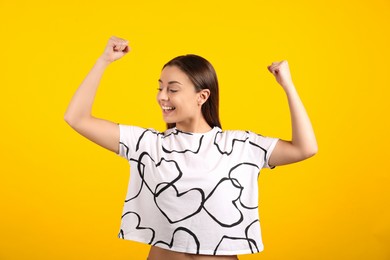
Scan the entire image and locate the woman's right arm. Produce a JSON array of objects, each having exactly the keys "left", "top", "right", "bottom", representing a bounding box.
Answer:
[{"left": 64, "top": 36, "right": 130, "bottom": 153}]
